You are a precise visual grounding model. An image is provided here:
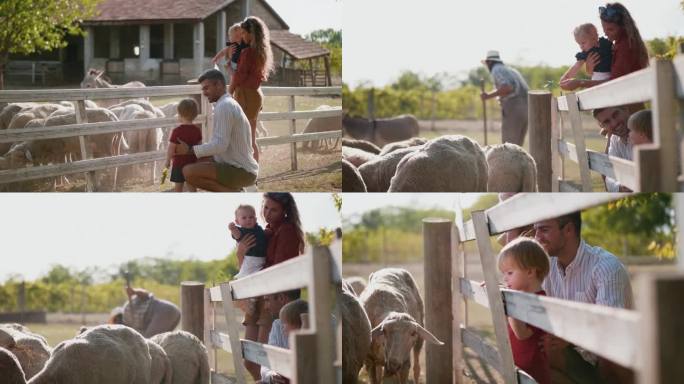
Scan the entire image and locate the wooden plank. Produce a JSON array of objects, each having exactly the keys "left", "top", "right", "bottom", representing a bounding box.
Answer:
[
  {"left": 423, "top": 219, "right": 454, "bottom": 383},
  {"left": 261, "top": 86, "right": 342, "bottom": 97},
  {"left": 678, "top": 195, "right": 684, "bottom": 271},
  {"left": 203, "top": 289, "right": 216, "bottom": 371},
  {"left": 551, "top": 97, "right": 561, "bottom": 192},
  {"left": 461, "top": 326, "right": 502, "bottom": 373},
  {"left": 309, "top": 246, "right": 336, "bottom": 384},
  {"left": 459, "top": 278, "right": 491, "bottom": 309},
  {"left": 559, "top": 140, "right": 638, "bottom": 190},
  {"left": 292, "top": 331, "right": 317, "bottom": 384},
  {"left": 180, "top": 281, "right": 205, "bottom": 342},
  {"left": 674, "top": 55, "right": 684, "bottom": 98},
  {"left": 471, "top": 211, "right": 517, "bottom": 384},
  {"left": 575, "top": 66, "right": 653, "bottom": 110},
  {"left": 558, "top": 180, "right": 582, "bottom": 192},
  {"left": 556, "top": 95, "right": 569, "bottom": 111},
  {"left": 566, "top": 93, "right": 593, "bottom": 191},
  {"left": 258, "top": 108, "right": 342, "bottom": 122},
  {"left": 74, "top": 99, "right": 95, "bottom": 191},
  {"left": 209, "top": 330, "right": 233, "bottom": 353},
  {"left": 451, "top": 224, "right": 464, "bottom": 384},
  {"left": 501, "top": 288, "right": 640, "bottom": 369},
  {"left": 242, "top": 340, "right": 293, "bottom": 378},
  {"left": 219, "top": 283, "right": 248, "bottom": 384},
  {"left": 485, "top": 193, "right": 623, "bottom": 235},
  {"left": 257, "top": 131, "right": 342, "bottom": 147},
  {"left": 289, "top": 95, "right": 297, "bottom": 171},
  {"left": 637, "top": 272, "right": 684, "bottom": 383},
  {"left": 211, "top": 372, "right": 237, "bottom": 384},
  {"left": 635, "top": 145, "right": 662, "bottom": 192},
  {"left": 229, "top": 253, "right": 311, "bottom": 300},
  {"left": 209, "top": 286, "right": 223, "bottom": 302},
  {"left": 528, "top": 91, "right": 552, "bottom": 191},
  {"left": 652, "top": 59, "right": 678, "bottom": 191}
]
